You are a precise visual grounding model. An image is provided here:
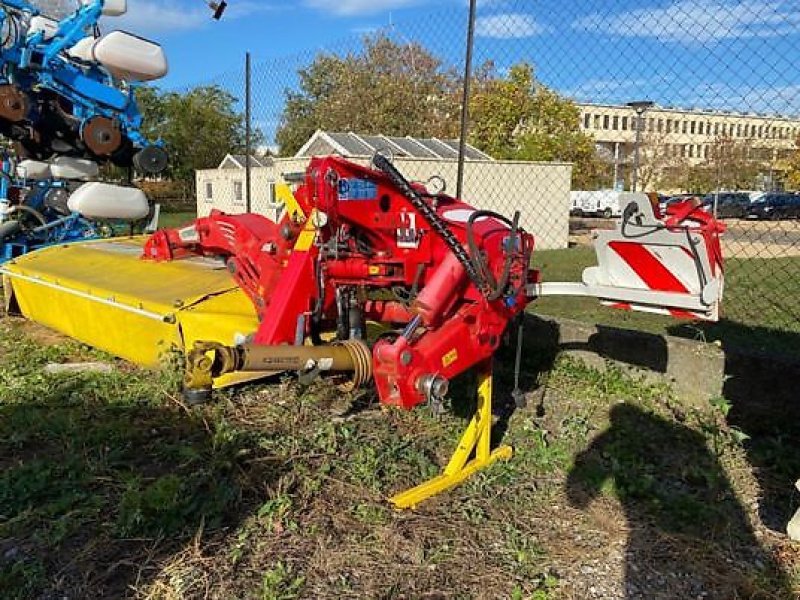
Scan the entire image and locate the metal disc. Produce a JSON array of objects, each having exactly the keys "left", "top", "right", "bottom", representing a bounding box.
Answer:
[
  {"left": 0, "top": 85, "right": 28, "bottom": 122},
  {"left": 133, "top": 145, "right": 169, "bottom": 175},
  {"left": 82, "top": 116, "right": 123, "bottom": 156}
]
